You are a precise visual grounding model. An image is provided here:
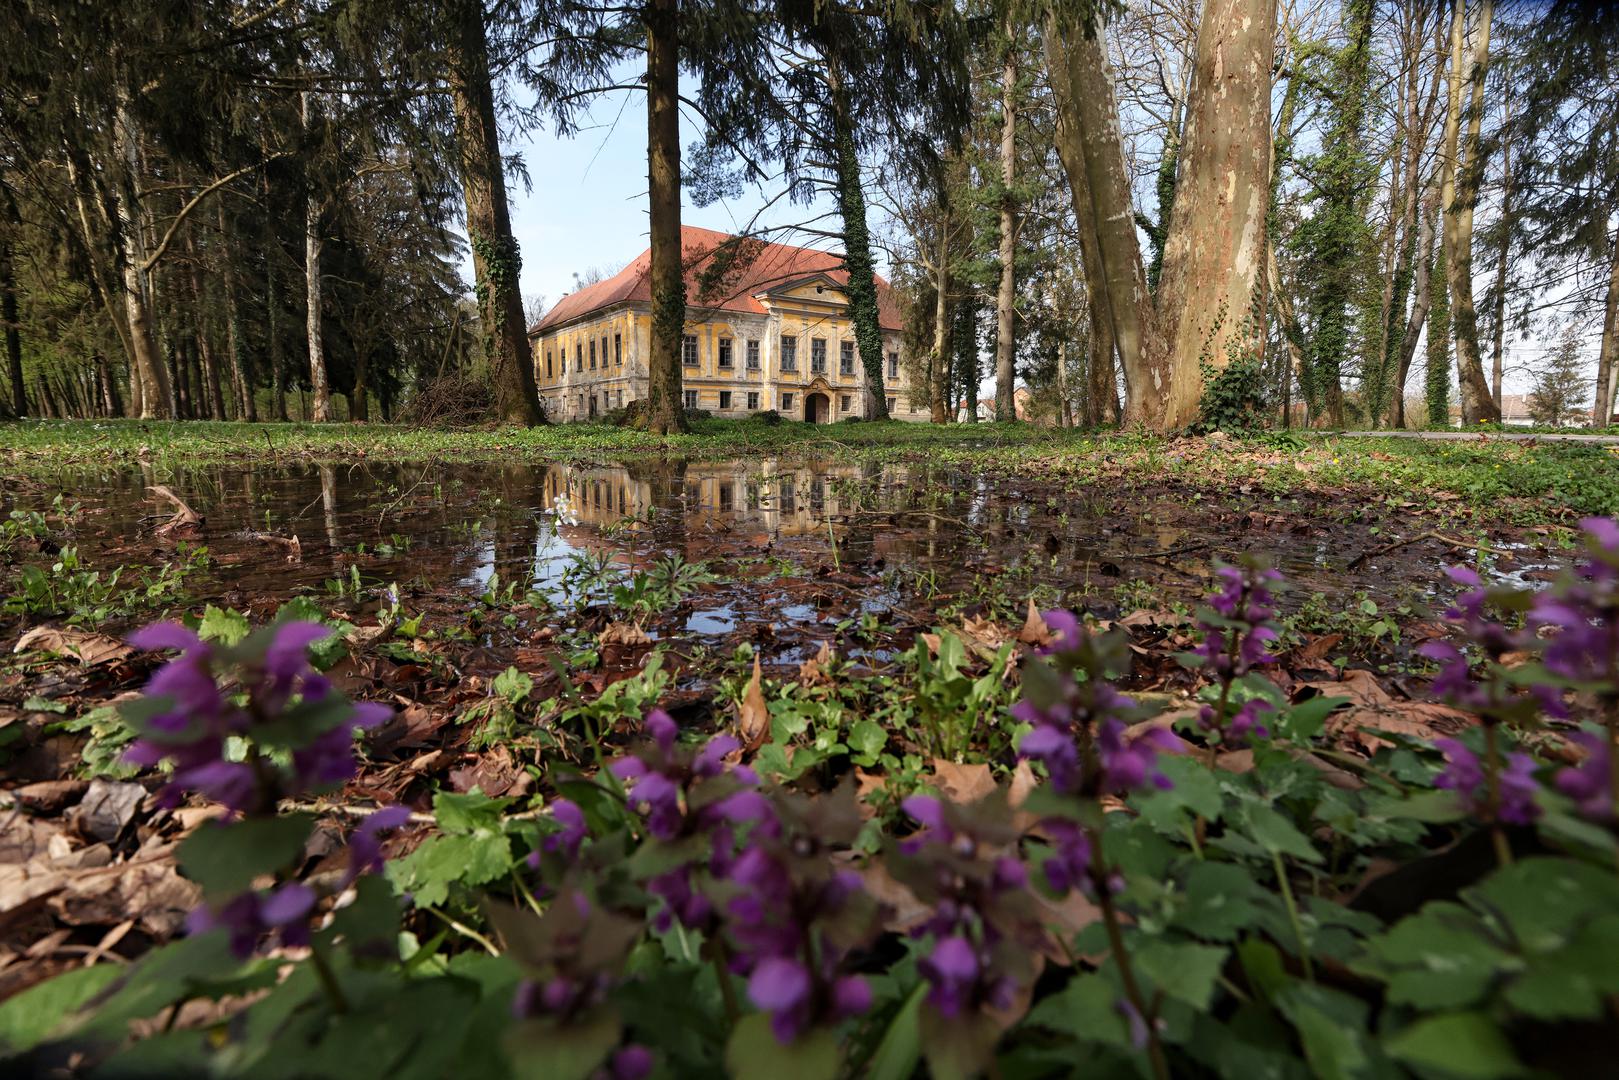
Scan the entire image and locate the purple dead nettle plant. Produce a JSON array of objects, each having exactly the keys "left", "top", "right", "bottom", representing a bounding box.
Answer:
[
  {"left": 1537, "top": 518, "right": 1619, "bottom": 822},
  {"left": 124, "top": 620, "right": 401, "bottom": 958},
  {"left": 1011, "top": 613, "right": 1182, "bottom": 1072},
  {"left": 1420, "top": 518, "right": 1619, "bottom": 847},
  {"left": 1187, "top": 563, "right": 1282, "bottom": 757}
]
